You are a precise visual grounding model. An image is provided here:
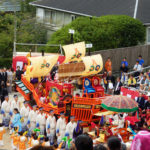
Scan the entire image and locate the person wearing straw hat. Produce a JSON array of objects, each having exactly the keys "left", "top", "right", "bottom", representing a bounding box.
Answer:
[
  {"left": 36, "top": 107, "right": 46, "bottom": 135},
  {"left": 65, "top": 116, "right": 77, "bottom": 139},
  {"left": 27, "top": 105, "right": 38, "bottom": 136},
  {"left": 1, "top": 95, "right": 11, "bottom": 127},
  {"left": 20, "top": 101, "right": 30, "bottom": 132},
  {"left": 56, "top": 112, "right": 66, "bottom": 144},
  {"left": 46, "top": 110, "right": 56, "bottom": 145}
]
